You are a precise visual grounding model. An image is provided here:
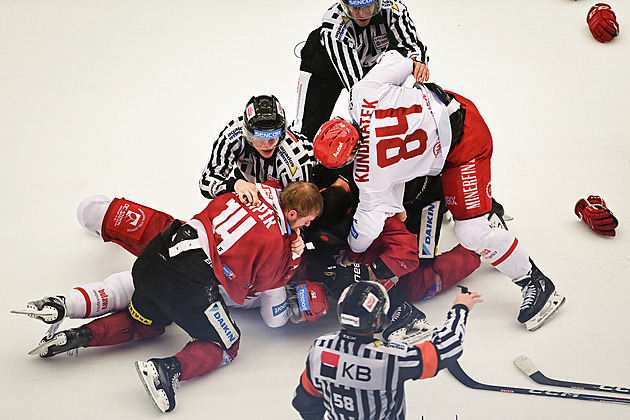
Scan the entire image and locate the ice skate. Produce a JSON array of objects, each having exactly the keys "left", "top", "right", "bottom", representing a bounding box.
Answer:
[
  {"left": 28, "top": 326, "right": 92, "bottom": 358},
  {"left": 515, "top": 260, "right": 566, "bottom": 331},
  {"left": 11, "top": 296, "right": 67, "bottom": 324},
  {"left": 488, "top": 198, "right": 512, "bottom": 230},
  {"left": 135, "top": 357, "right": 181, "bottom": 413},
  {"left": 382, "top": 302, "right": 435, "bottom": 345}
]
